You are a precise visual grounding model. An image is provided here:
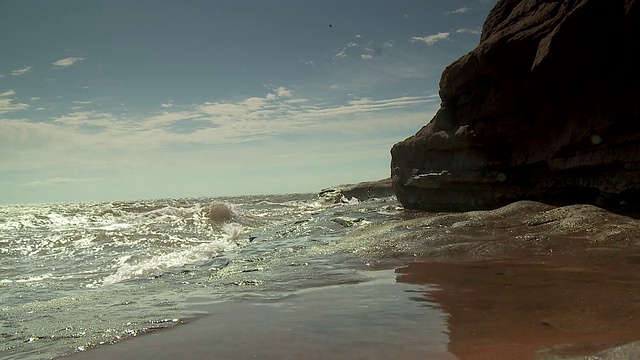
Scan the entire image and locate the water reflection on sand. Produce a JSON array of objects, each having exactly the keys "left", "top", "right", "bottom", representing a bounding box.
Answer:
[{"left": 397, "top": 250, "right": 640, "bottom": 359}]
